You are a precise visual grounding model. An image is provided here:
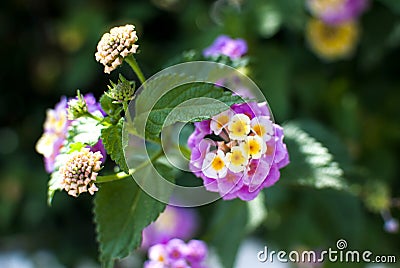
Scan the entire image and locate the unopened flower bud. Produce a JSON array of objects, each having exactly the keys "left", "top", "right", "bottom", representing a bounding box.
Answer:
[
  {"left": 106, "top": 74, "right": 135, "bottom": 102},
  {"left": 67, "top": 91, "right": 88, "bottom": 120},
  {"left": 59, "top": 148, "right": 103, "bottom": 197},
  {"left": 95, "top": 24, "right": 139, "bottom": 74}
]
